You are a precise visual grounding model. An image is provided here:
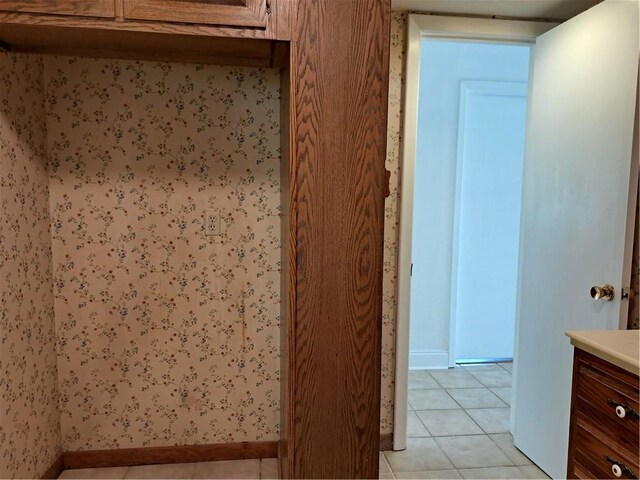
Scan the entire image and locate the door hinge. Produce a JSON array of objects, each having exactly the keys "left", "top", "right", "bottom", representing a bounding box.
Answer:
[
  {"left": 266, "top": 0, "right": 271, "bottom": 15},
  {"left": 384, "top": 169, "right": 391, "bottom": 198},
  {"left": 410, "top": 263, "right": 413, "bottom": 276},
  {"left": 621, "top": 287, "right": 635, "bottom": 300}
]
